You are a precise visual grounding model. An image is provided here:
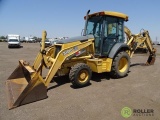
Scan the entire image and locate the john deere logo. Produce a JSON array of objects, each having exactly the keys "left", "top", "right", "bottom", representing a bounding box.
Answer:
[{"left": 121, "top": 107, "right": 132, "bottom": 118}]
